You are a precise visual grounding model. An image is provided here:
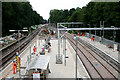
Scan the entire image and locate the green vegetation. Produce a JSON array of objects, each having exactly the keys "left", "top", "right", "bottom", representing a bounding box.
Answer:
[
  {"left": 2, "top": 2, "right": 44, "bottom": 36},
  {"left": 49, "top": 2, "right": 120, "bottom": 42}
]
